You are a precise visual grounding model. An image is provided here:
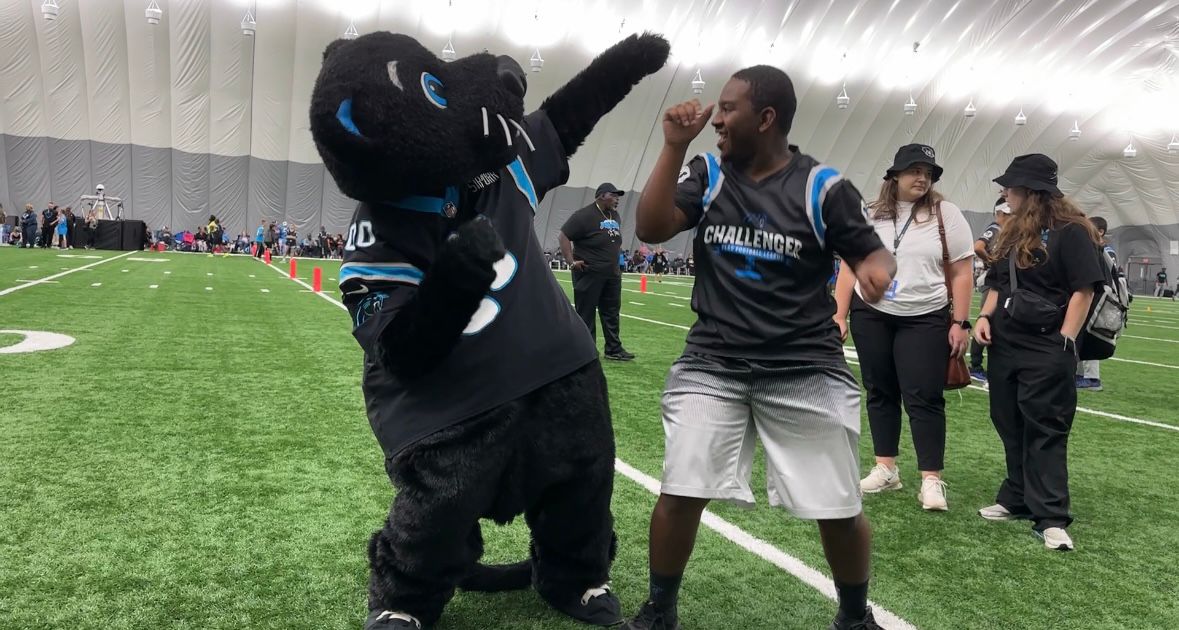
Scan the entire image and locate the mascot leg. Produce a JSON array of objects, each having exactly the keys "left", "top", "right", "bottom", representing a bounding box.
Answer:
[
  {"left": 365, "top": 412, "right": 515, "bottom": 629},
  {"left": 524, "top": 361, "right": 622, "bottom": 626}
]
